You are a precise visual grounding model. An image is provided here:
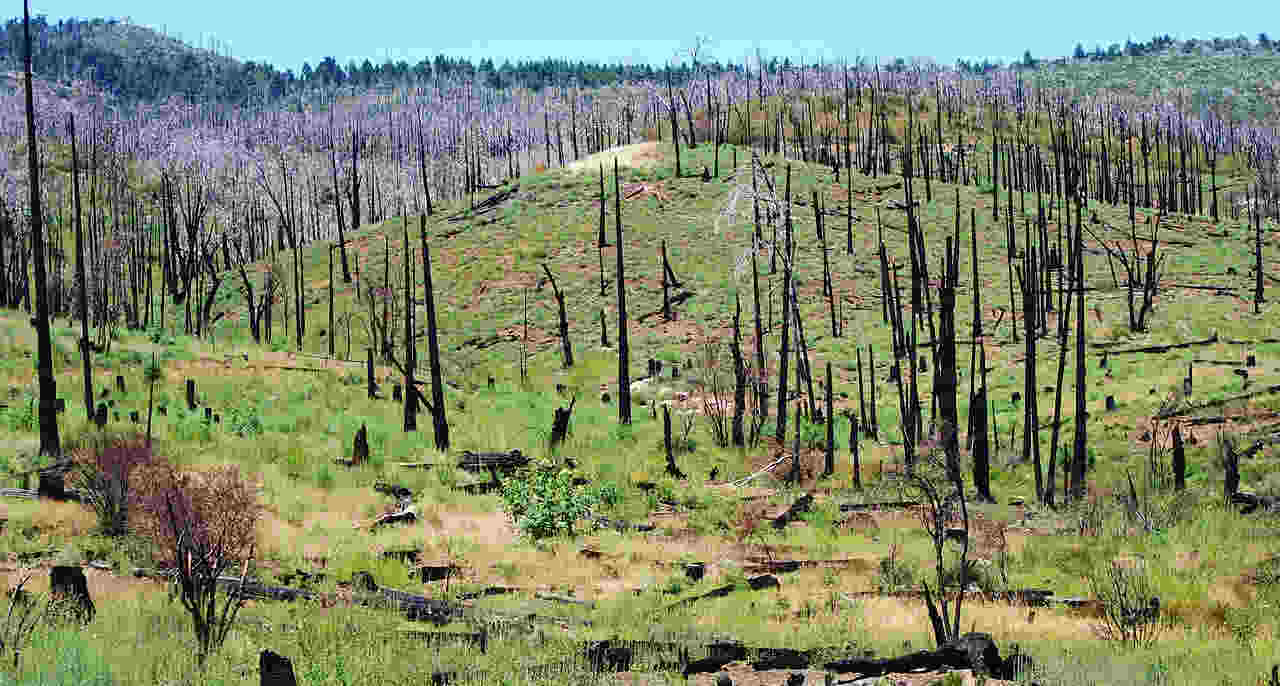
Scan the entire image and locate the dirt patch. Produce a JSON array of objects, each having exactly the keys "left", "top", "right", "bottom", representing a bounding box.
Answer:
[{"left": 564, "top": 142, "right": 666, "bottom": 175}]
